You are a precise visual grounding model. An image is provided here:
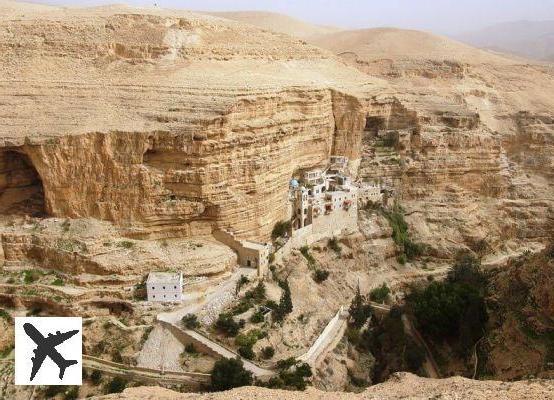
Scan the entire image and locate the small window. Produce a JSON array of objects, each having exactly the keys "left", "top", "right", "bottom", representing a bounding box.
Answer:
[
  {"left": 163, "top": 295, "right": 166, "bottom": 298},
  {"left": 162, "top": 286, "right": 165, "bottom": 290},
  {"left": 175, "top": 294, "right": 177, "bottom": 298},
  {"left": 174, "top": 286, "right": 177, "bottom": 289},
  {"left": 153, "top": 295, "right": 155, "bottom": 298},
  {"left": 151, "top": 286, "right": 155, "bottom": 290}
]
